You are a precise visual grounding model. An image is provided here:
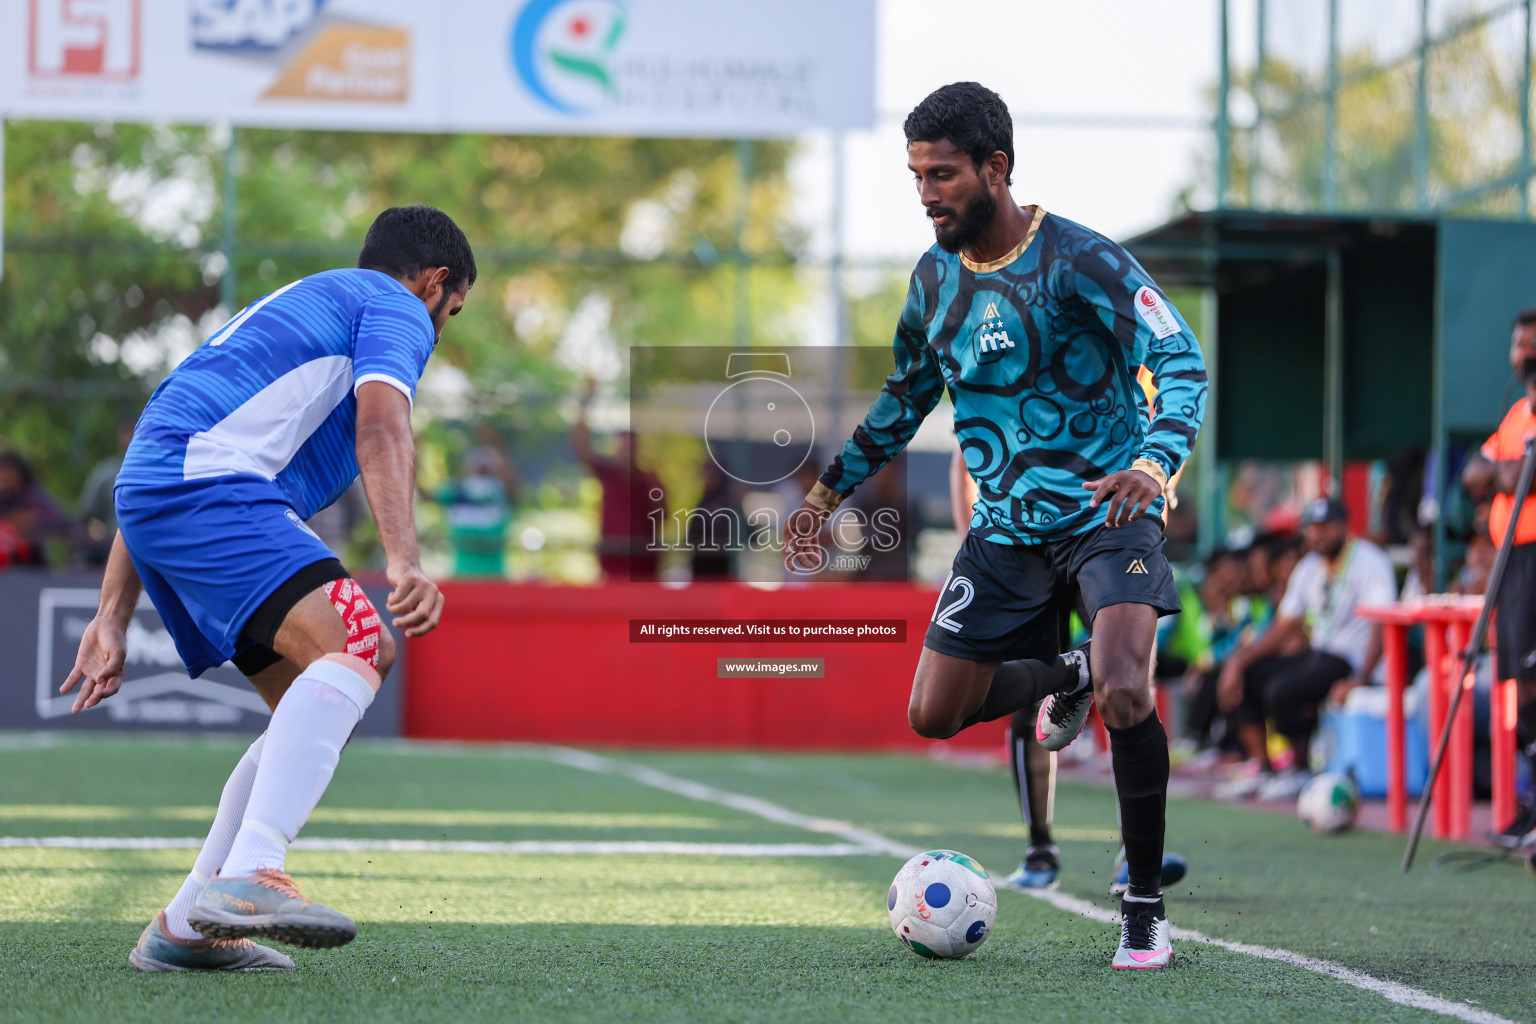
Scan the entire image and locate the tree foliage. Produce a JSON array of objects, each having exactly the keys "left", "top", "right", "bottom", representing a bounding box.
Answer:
[
  {"left": 1200, "top": 16, "right": 1530, "bottom": 215},
  {"left": 0, "top": 122, "right": 801, "bottom": 528}
]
